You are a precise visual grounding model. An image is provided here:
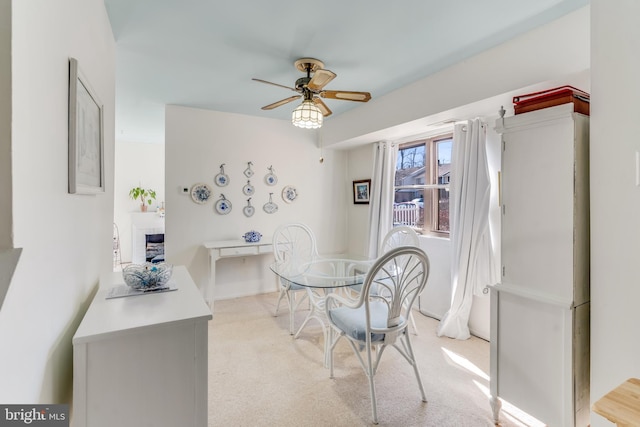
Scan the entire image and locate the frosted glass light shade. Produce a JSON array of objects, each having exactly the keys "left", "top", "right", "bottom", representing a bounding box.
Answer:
[{"left": 292, "top": 100, "right": 323, "bottom": 129}]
